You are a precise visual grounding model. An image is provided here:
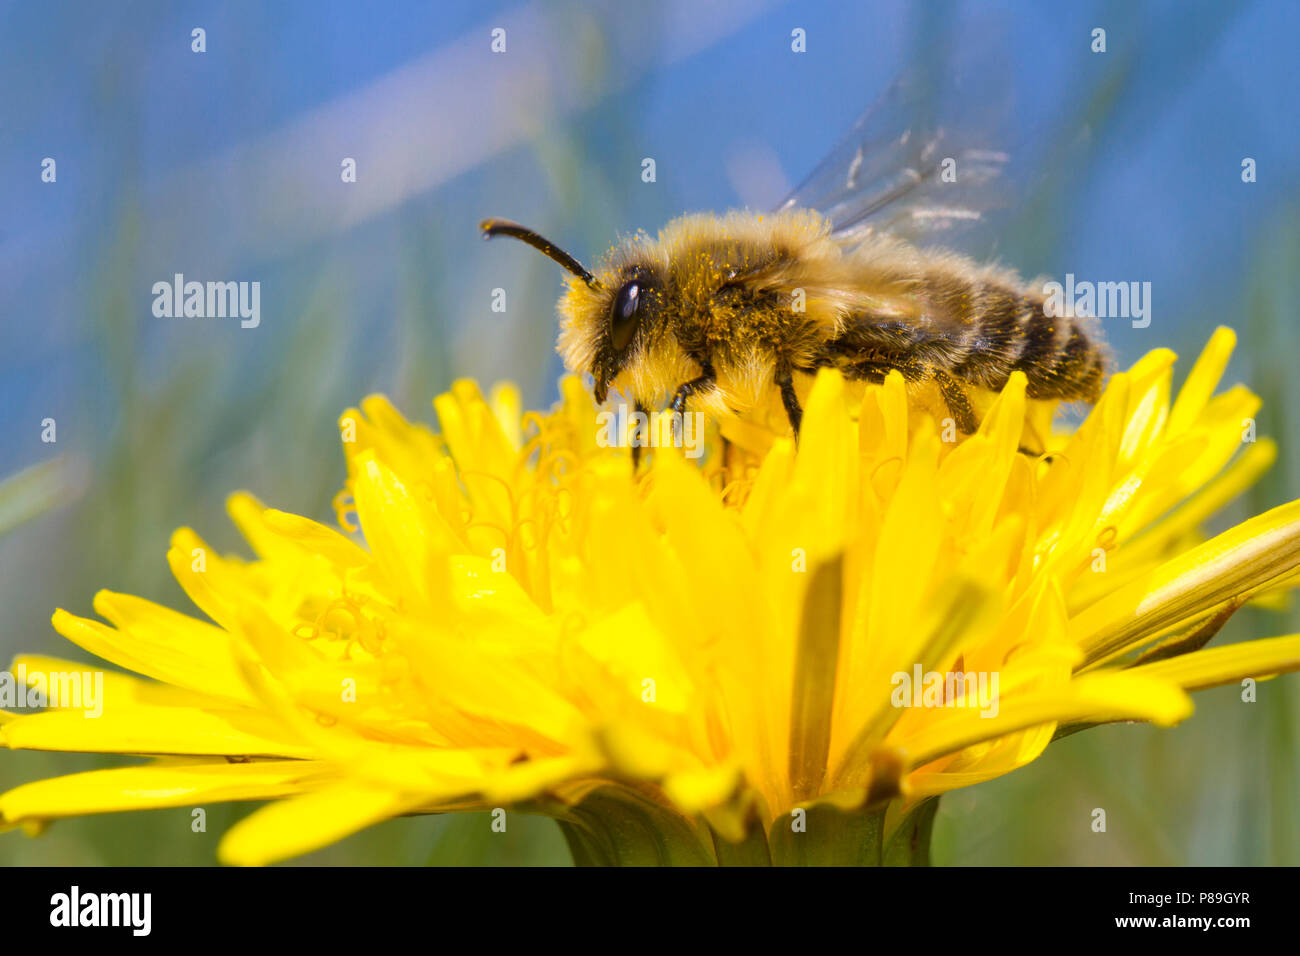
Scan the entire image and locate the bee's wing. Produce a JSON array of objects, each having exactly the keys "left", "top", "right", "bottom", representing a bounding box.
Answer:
[{"left": 778, "top": 54, "right": 1015, "bottom": 252}]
